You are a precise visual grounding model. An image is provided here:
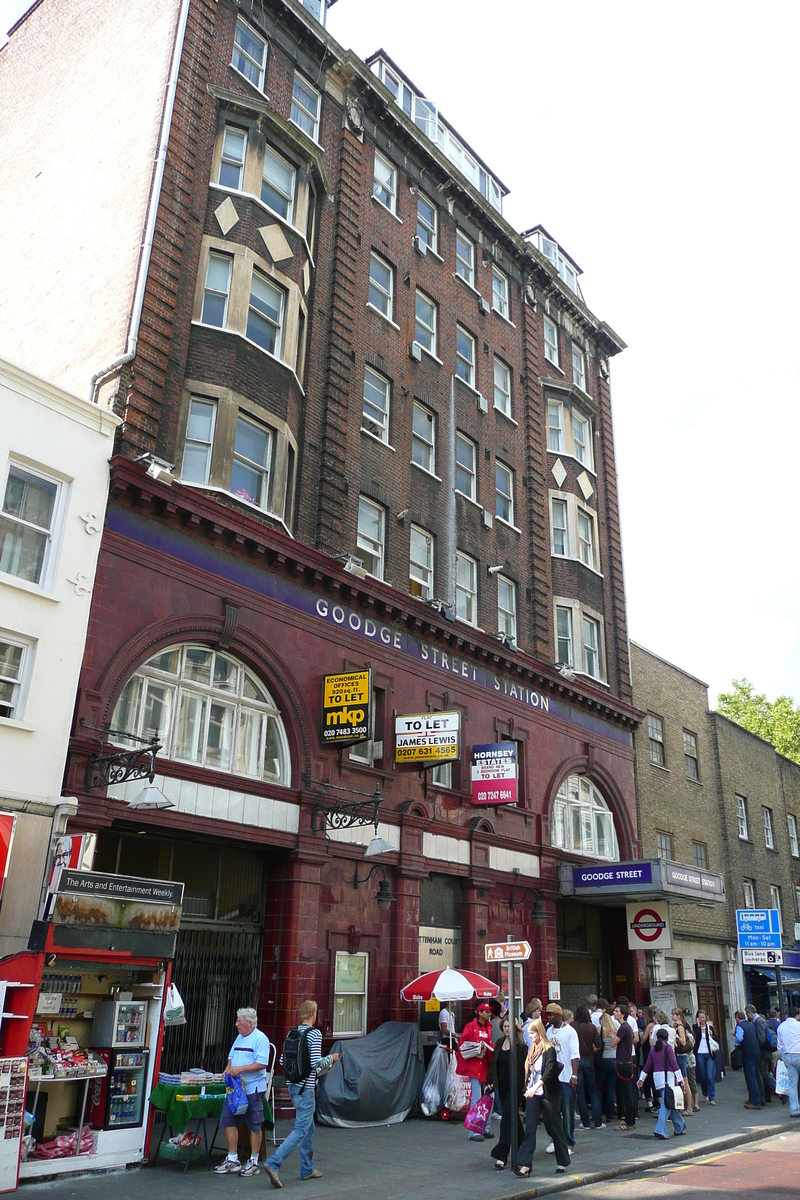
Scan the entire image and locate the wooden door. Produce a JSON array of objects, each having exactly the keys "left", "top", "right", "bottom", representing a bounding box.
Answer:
[{"left": 696, "top": 962, "right": 726, "bottom": 1058}]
